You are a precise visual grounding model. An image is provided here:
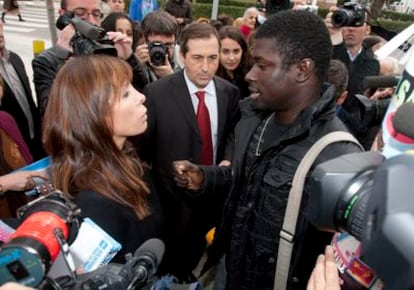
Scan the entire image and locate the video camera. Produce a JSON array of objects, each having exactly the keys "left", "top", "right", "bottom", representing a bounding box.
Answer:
[
  {"left": 308, "top": 151, "right": 414, "bottom": 290},
  {"left": 0, "top": 191, "right": 82, "bottom": 286},
  {"left": 147, "top": 42, "right": 168, "bottom": 67},
  {"left": 0, "top": 191, "right": 164, "bottom": 290},
  {"left": 56, "top": 12, "right": 117, "bottom": 56},
  {"left": 332, "top": 2, "right": 366, "bottom": 27}
]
